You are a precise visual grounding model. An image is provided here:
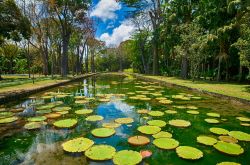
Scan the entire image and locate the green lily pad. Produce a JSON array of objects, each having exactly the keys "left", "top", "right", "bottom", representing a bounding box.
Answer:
[
  {"left": 36, "top": 110, "right": 52, "bottom": 115},
  {"left": 153, "top": 138, "right": 179, "bottom": 150},
  {"left": 228, "top": 131, "right": 250, "bottom": 141},
  {"left": 75, "top": 100, "right": 89, "bottom": 104},
  {"left": 165, "top": 110, "right": 177, "bottom": 114},
  {"left": 74, "top": 96, "right": 86, "bottom": 99},
  {"left": 213, "top": 141, "right": 244, "bottom": 156},
  {"left": 187, "top": 110, "right": 199, "bottom": 115},
  {"left": 91, "top": 128, "right": 115, "bottom": 138},
  {"left": 218, "top": 136, "right": 238, "bottom": 143},
  {"left": 148, "top": 111, "right": 164, "bottom": 117},
  {"left": 236, "top": 117, "right": 250, "bottom": 122},
  {"left": 27, "top": 116, "right": 47, "bottom": 122},
  {"left": 0, "top": 116, "right": 18, "bottom": 124},
  {"left": 113, "top": 150, "right": 142, "bottom": 165},
  {"left": 36, "top": 104, "right": 56, "bottom": 110},
  {"left": 137, "top": 125, "right": 161, "bottom": 135},
  {"left": 85, "top": 145, "right": 116, "bottom": 161},
  {"left": 217, "top": 162, "right": 241, "bottom": 165},
  {"left": 75, "top": 109, "right": 93, "bottom": 115},
  {"left": 52, "top": 106, "right": 71, "bottom": 112},
  {"left": 0, "top": 112, "right": 14, "bottom": 118},
  {"left": 209, "top": 127, "right": 229, "bottom": 135},
  {"left": 115, "top": 117, "right": 134, "bottom": 124},
  {"left": 41, "top": 95, "right": 53, "bottom": 99},
  {"left": 24, "top": 122, "right": 47, "bottom": 130},
  {"left": 169, "top": 119, "right": 191, "bottom": 128},
  {"left": 206, "top": 112, "right": 220, "bottom": 118},
  {"left": 102, "top": 122, "right": 121, "bottom": 128},
  {"left": 62, "top": 137, "right": 94, "bottom": 153},
  {"left": 197, "top": 136, "right": 217, "bottom": 146},
  {"left": 137, "top": 109, "right": 149, "bottom": 114},
  {"left": 147, "top": 120, "right": 166, "bottom": 127},
  {"left": 240, "top": 123, "right": 250, "bottom": 126},
  {"left": 45, "top": 113, "right": 62, "bottom": 119},
  {"left": 53, "top": 119, "right": 77, "bottom": 128},
  {"left": 152, "top": 131, "right": 172, "bottom": 138},
  {"left": 205, "top": 118, "right": 220, "bottom": 124},
  {"left": 86, "top": 115, "right": 104, "bottom": 122},
  {"left": 128, "top": 136, "right": 150, "bottom": 146},
  {"left": 57, "top": 111, "right": 69, "bottom": 115},
  {"left": 176, "top": 146, "right": 203, "bottom": 160}
]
